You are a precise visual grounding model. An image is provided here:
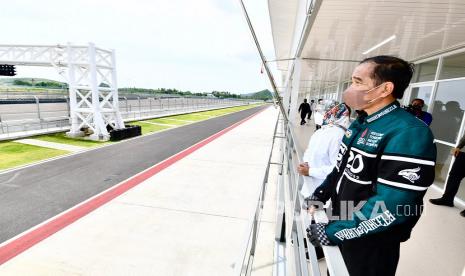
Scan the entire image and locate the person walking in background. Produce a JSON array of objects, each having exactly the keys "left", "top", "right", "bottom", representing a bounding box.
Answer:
[
  {"left": 308, "top": 99, "right": 315, "bottom": 120},
  {"left": 314, "top": 99, "right": 325, "bottom": 130},
  {"left": 297, "top": 103, "right": 351, "bottom": 198},
  {"left": 429, "top": 133, "right": 465, "bottom": 217},
  {"left": 298, "top": 99, "right": 311, "bottom": 125}
]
